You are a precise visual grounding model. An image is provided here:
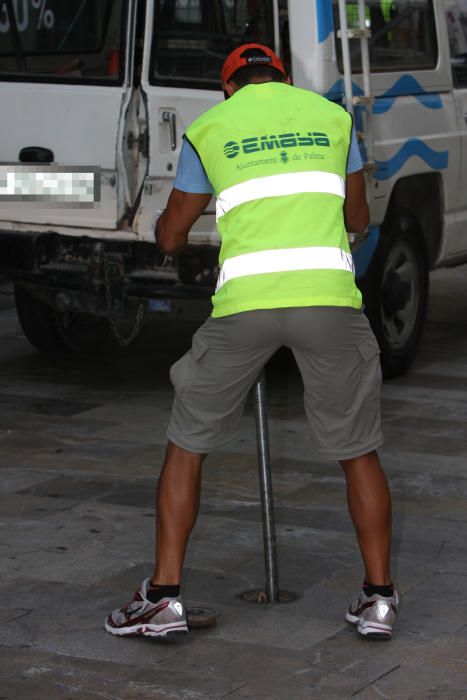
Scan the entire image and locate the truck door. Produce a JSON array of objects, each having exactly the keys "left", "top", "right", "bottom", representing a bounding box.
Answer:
[
  {"left": 0, "top": 0, "right": 137, "bottom": 230},
  {"left": 445, "top": 0, "right": 467, "bottom": 254},
  {"left": 136, "top": 0, "right": 285, "bottom": 243}
]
